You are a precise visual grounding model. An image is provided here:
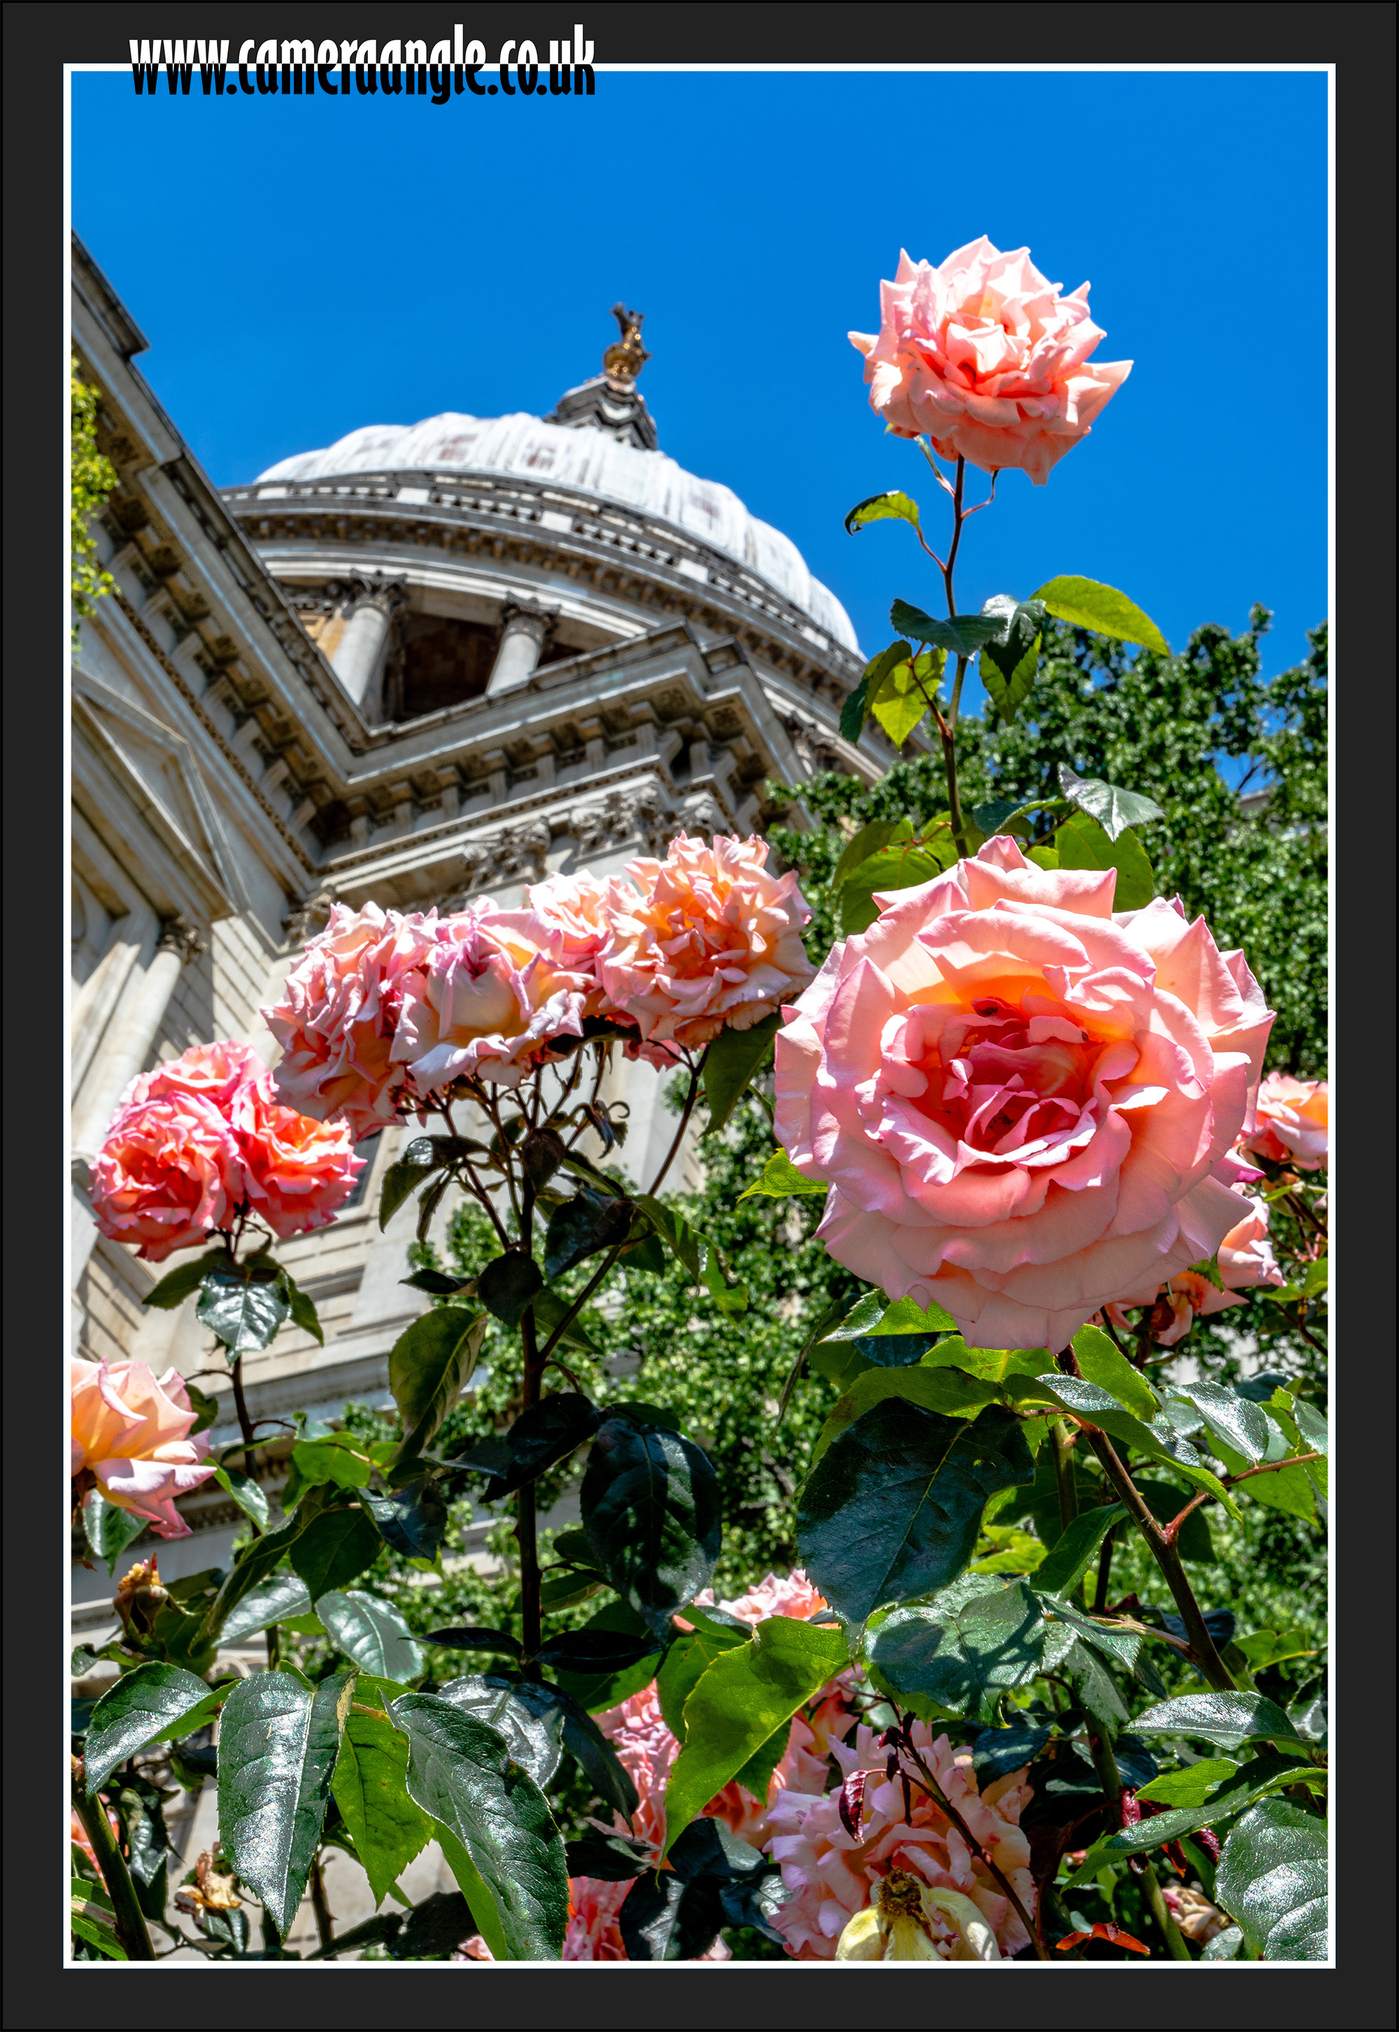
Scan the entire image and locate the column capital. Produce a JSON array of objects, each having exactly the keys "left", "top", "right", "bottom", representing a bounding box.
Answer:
[{"left": 155, "top": 915, "right": 209, "bottom": 965}]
